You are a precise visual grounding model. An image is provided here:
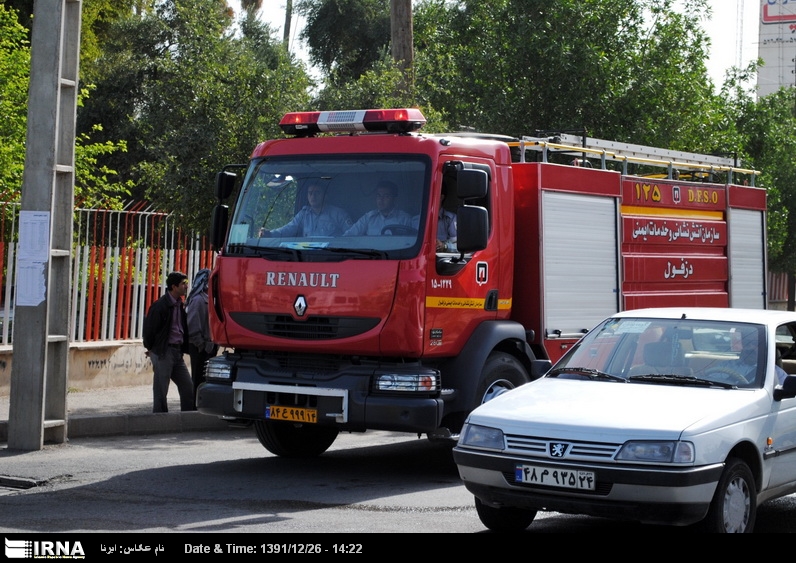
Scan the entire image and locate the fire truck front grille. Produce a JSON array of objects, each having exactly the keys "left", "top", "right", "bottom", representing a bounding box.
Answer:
[
  {"left": 265, "top": 352, "right": 346, "bottom": 372},
  {"left": 230, "top": 312, "right": 380, "bottom": 340}
]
